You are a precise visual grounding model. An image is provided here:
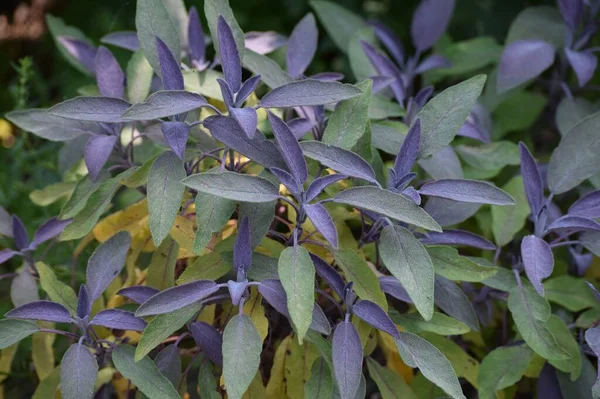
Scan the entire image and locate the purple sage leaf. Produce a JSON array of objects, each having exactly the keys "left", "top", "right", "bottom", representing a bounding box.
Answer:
[
  {"left": 6, "top": 300, "right": 72, "bottom": 323},
  {"left": 101, "top": 31, "right": 140, "bottom": 51},
  {"left": 565, "top": 48, "right": 598, "bottom": 87},
  {"left": 117, "top": 285, "right": 159, "bottom": 304},
  {"left": 161, "top": 121, "right": 190, "bottom": 160},
  {"left": 12, "top": 215, "right": 29, "bottom": 250},
  {"left": 304, "top": 203, "right": 339, "bottom": 249},
  {"left": 332, "top": 321, "right": 363, "bottom": 399},
  {"left": 369, "top": 20, "right": 404, "bottom": 66},
  {"left": 57, "top": 36, "right": 97, "bottom": 74},
  {"left": 353, "top": 300, "right": 399, "bottom": 338},
  {"left": 156, "top": 36, "right": 184, "bottom": 91},
  {"left": 260, "top": 80, "right": 362, "bottom": 108},
  {"left": 230, "top": 107, "right": 258, "bottom": 139},
  {"left": 32, "top": 217, "right": 72, "bottom": 248},
  {"left": 420, "top": 229, "right": 495, "bottom": 250},
  {"left": 497, "top": 40, "right": 555, "bottom": 93},
  {"left": 569, "top": 190, "right": 600, "bottom": 218},
  {"left": 218, "top": 15, "right": 242, "bottom": 92},
  {"left": 543, "top": 215, "right": 600, "bottom": 235},
  {"left": 268, "top": 112, "right": 307, "bottom": 183},
  {"left": 122, "top": 91, "right": 211, "bottom": 120},
  {"left": 245, "top": 31, "right": 288, "bottom": 55},
  {"left": 135, "top": 280, "right": 219, "bottom": 317},
  {"left": 311, "top": 254, "right": 345, "bottom": 299},
  {"left": 0, "top": 249, "right": 17, "bottom": 265},
  {"left": 518, "top": 142, "right": 544, "bottom": 217},
  {"left": 258, "top": 279, "right": 290, "bottom": 317},
  {"left": 95, "top": 46, "right": 125, "bottom": 98},
  {"left": 86, "top": 231, "right": 131, "bottom": 300},
  {"left": 48, "top": 96, "right": 131, "bottom": 123},
  {"left": 379, "top": 276, "right": 413, "bottom": 303},
  {"left": 234, "top": 217, "right": 252, "bottom": 276},
  {"left": 305, "top": 174, "right": 346, "bottom": 202},
  {"left": 361, "top": 41, "right": 405, "bottom": 105},
  {"left": 410, "top": 0, "right": 455, "bottom": 52},
  {"left": 89, "top": 309, "right": 147, "bottom": 331},
  {"left": 286, "top": 13, "right": 318, "bottom": 79},
  {"left": 419, "top": 179, "right": 516, "bottom": 205},
  {"left": 84, "top": 135, "right": 118, "bottom": 181},
  {"left": 187, "top": 7, "right": 206, "bottom": 67},
  {"left": 414, "top": 54, "right": 451, "bottom": 74},
  {"left": 191, "top": 321, "right": 223, "bottom": 366},
  {"left": 270, "top": 168, "right": 300, "bottom": 195},
  {"left": 558, "top": 0, "right": 583, "bottom": 31},
  {"left": 77, "top": 284, "right": 91, "bottom": 319},
  {"left": 521, "top": 235, "right": 554, "bottom": 296},
  {"left": 394, "top": 119, "right": 421, "bottom": 180},
  {"left": 61, "top": 342, "right": 98, "bottom": 399},
  {"left": 235, "top": 75, "right": 262, "bottom": 107}
]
